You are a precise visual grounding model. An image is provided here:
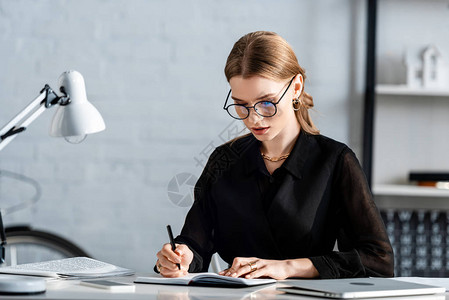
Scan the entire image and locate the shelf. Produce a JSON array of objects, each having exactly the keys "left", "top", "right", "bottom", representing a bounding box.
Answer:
[
  {"left": 373, "top": 184, "right": 449, "bottom": 197},
  {"left": 376, "top": 85, "right": 449, "bottom": 96}
]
